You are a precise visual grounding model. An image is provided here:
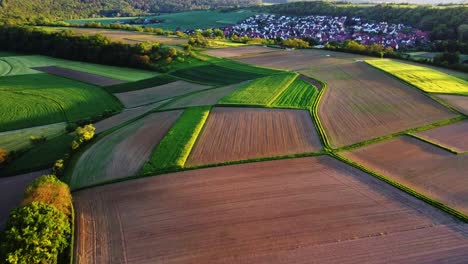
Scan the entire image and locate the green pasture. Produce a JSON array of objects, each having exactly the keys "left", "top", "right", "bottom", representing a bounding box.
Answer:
[
  {"left": 0, "top": 123, "right": 66, "bottom": 152},
  {"left": 366, "top": 60, "right": 468, "bottom": 95},
  {"left": 271, "top": 77, "right": 318, "bottom": 109},
  {"left": 142, "top": 106, "right": 210, "bottom": 174}
]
